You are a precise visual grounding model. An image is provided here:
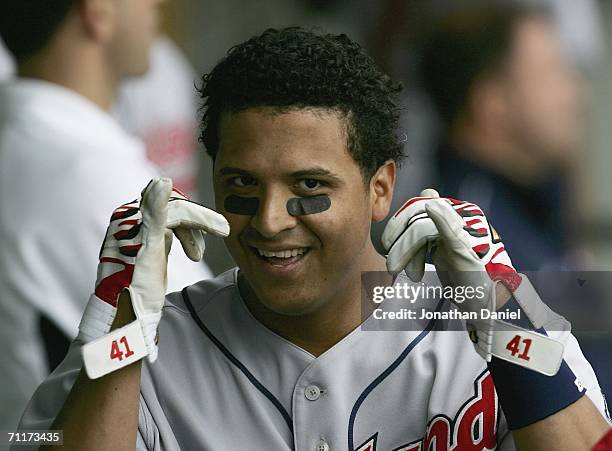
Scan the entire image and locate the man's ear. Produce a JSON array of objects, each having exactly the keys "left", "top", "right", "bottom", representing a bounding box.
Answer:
[
  {"left": 369, "top": 160, "right": 396, "bottom": 222},
  {"left": 79, "top": 0, "right": 117, "bottom": 43}
]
